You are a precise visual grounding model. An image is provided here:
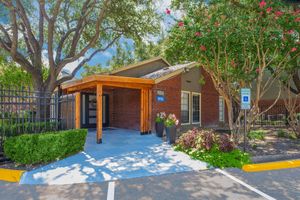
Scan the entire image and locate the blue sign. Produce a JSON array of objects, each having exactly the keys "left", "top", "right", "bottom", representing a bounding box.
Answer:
[
  {"left": 156, "top": 95, "right": 165, "bottom": 102},
  {"left": 241, "top": 88, "right": 251, "bottom": 110}
]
